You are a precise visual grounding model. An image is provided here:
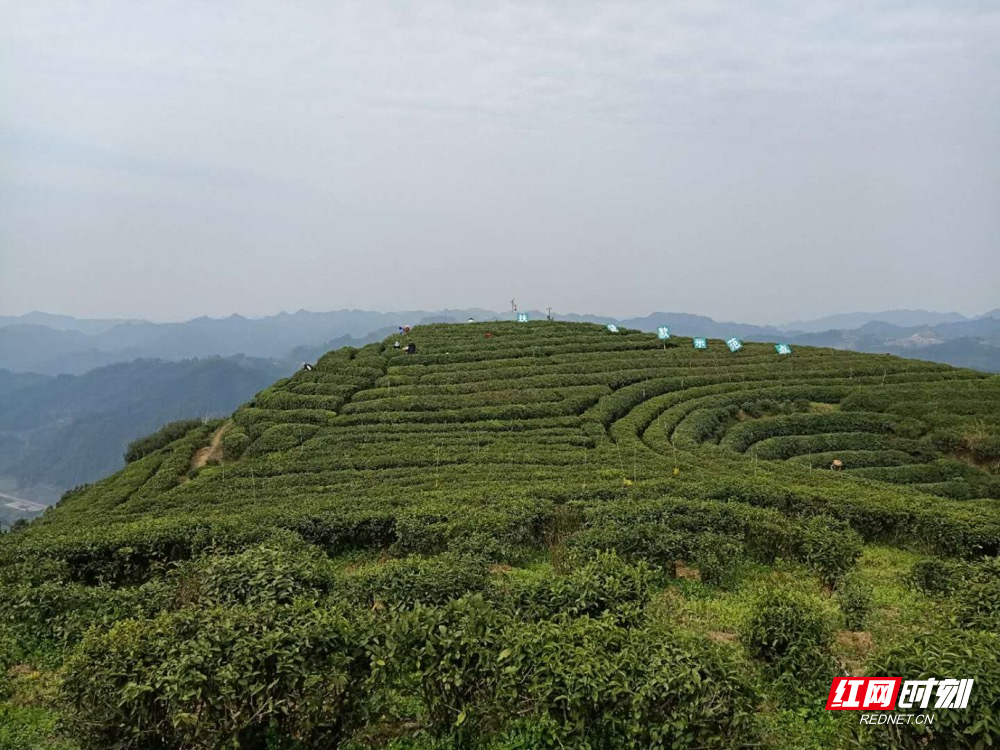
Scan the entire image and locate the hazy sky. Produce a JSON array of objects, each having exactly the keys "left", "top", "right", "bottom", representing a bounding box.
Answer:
[{"left": 1, "top": 1, "right": 997, "bottom": 324}]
